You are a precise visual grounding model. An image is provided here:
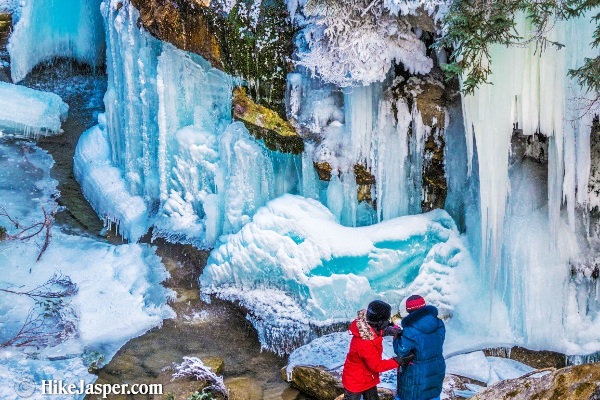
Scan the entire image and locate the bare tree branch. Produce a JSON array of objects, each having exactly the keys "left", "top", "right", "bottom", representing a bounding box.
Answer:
[{"left": 0, "top": 205, "right": 56, "bottom": 261}]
